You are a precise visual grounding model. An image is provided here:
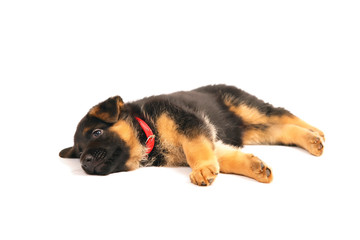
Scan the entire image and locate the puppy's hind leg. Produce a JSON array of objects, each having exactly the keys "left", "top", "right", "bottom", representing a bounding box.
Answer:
[
  {"left": 275, "top": 115, "right": 325, "bottom": 142},
  {"left": 243, "top": 122, "right": 324, "bottom": 156}
]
